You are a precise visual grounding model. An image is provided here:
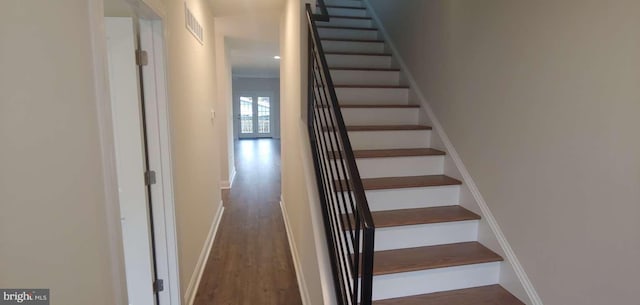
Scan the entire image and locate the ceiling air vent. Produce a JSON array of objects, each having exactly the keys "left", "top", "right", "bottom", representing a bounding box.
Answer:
[{"left": 184, "top": 2, "right": 204, "bottom": 44}]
